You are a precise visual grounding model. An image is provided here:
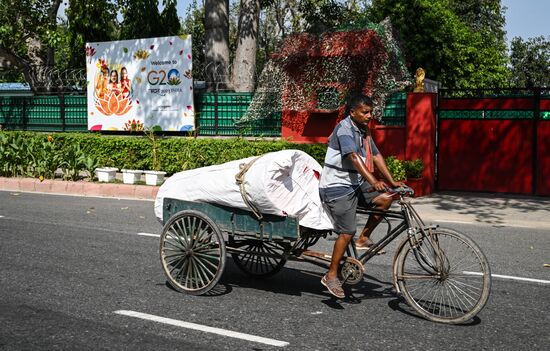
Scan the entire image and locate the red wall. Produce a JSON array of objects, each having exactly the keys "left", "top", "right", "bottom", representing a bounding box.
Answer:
[
  {"left": 438, "top": 119, "right": 534, "bottom": 194},
  {"left": 440, "top": 98, "right": 534, "bottom": 110},
  {"left": 281, "top": 110, "right": 340, "bottom": 144},
  {"left": 281, "top": 110, "right": 407, "bottom": 157},
  {"left": 405, "top": 93, "right": 436, "bottom": 196},
  {"left": 282, "top": 94, "right": 549, "bottom": 196},
  {"left": 371, "top": 125, "right": 406, "bottom": 159},
  {"left": 537, "top": 120, "right": 550, "bottom": 196}
]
